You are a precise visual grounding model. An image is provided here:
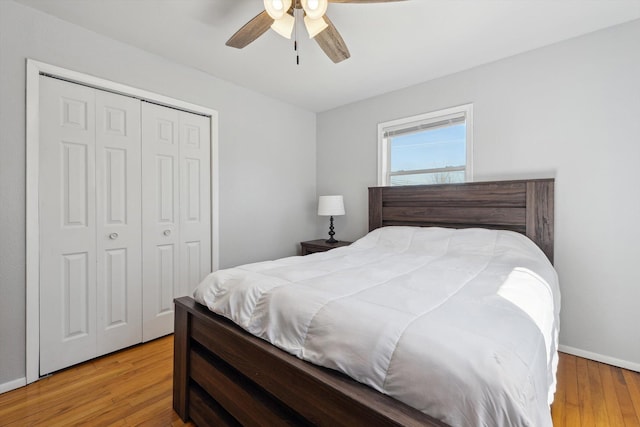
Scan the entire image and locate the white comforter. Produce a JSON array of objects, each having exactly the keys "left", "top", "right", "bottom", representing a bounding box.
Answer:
[{"left": 194, "top": 226, "right": 560, "bottom": 427}]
